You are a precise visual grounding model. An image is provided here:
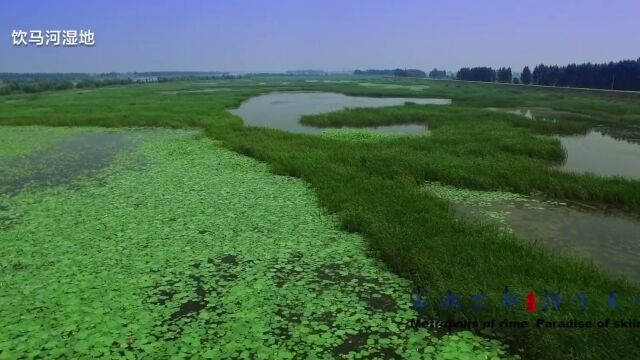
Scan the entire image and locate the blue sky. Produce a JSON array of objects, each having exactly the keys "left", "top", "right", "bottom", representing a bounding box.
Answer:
[{"left": 1, "top": 0, "right": 639, "bottom": 73}]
